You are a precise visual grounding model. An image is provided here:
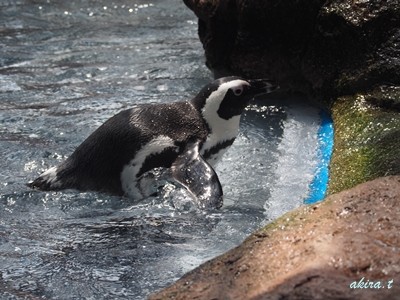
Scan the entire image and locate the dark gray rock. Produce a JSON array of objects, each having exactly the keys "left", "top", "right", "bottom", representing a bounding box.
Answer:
[{"left": 184, "top": 0, "right": 400, "bottom": 101}]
